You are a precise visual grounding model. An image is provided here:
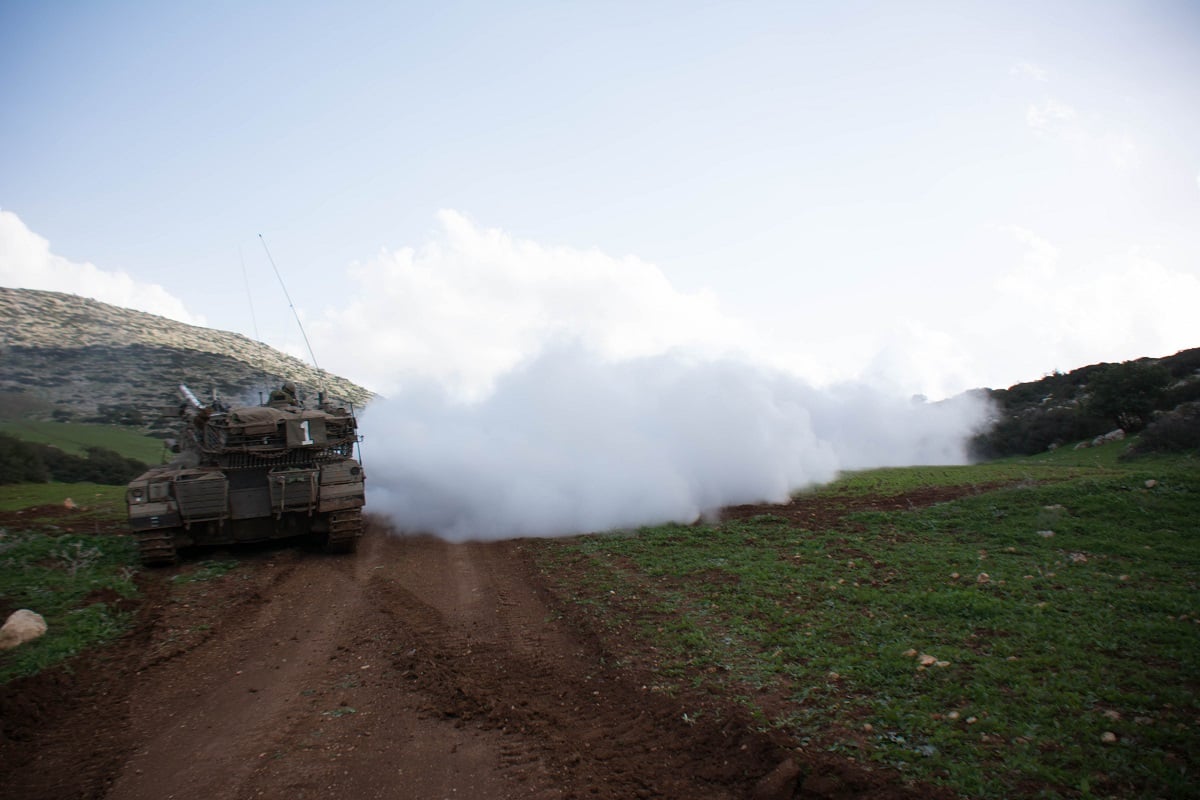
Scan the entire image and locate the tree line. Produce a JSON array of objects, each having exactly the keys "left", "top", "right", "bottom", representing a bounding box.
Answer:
[{"left": 0, "top": 434, "right": 147, "bottom": 485}]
